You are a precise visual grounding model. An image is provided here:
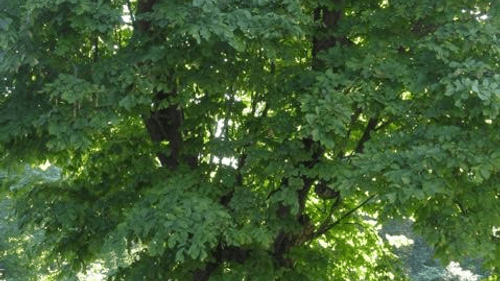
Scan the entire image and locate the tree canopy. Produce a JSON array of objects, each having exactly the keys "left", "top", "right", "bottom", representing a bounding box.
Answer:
[{"left": 1, "top": 0, "right": 500, "bottom": 280}]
